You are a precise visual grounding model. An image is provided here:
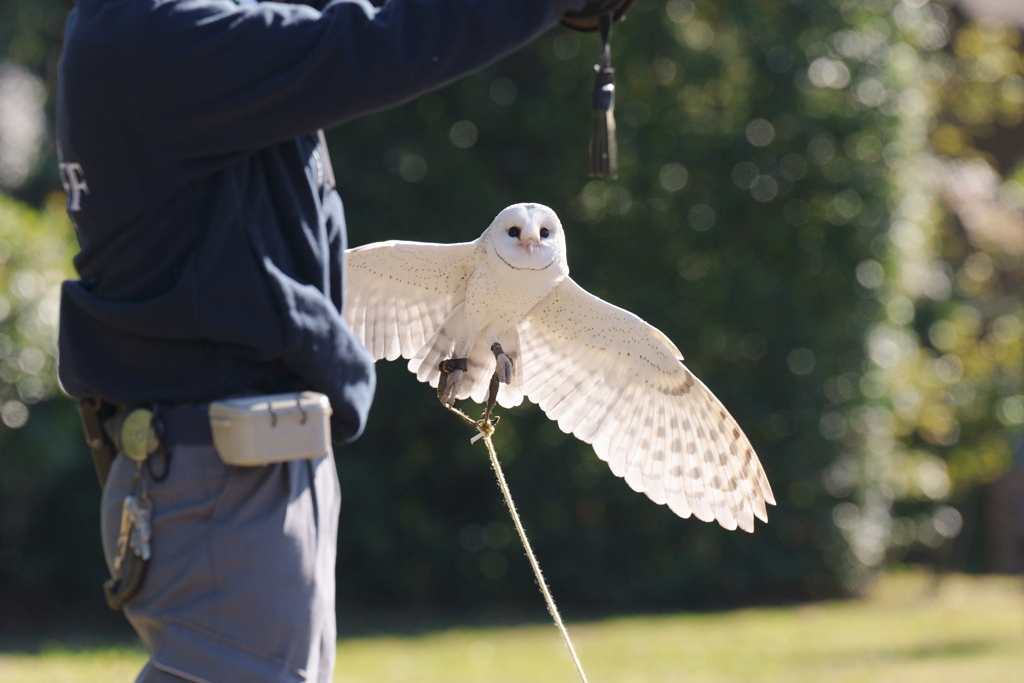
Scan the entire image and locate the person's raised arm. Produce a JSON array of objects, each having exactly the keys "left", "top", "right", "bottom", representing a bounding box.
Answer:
[{"left": 123, "top": 0, "right": 576, "bottom": 160}]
